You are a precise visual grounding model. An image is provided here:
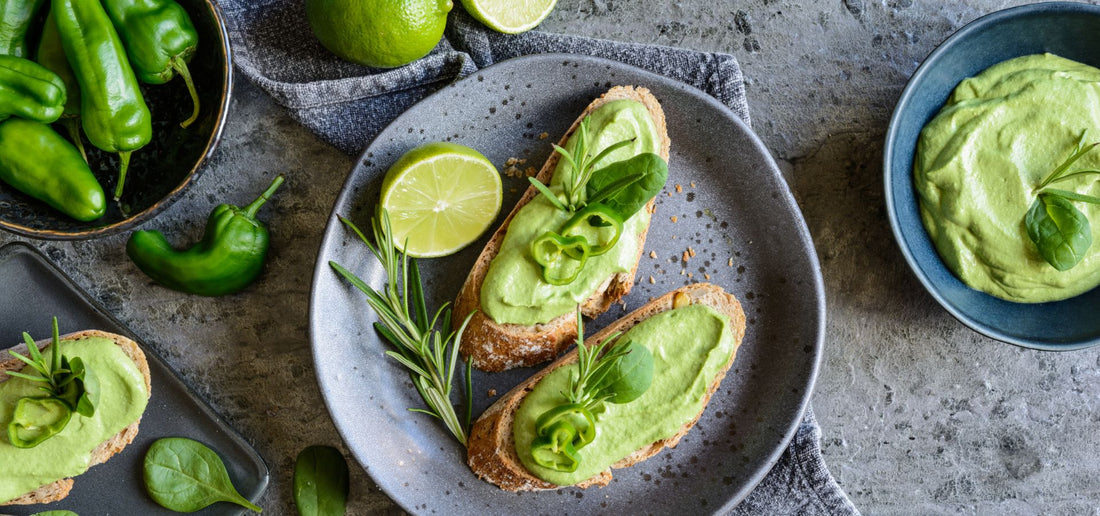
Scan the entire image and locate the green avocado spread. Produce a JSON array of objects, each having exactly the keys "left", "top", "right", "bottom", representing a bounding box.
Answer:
[
  {"left": 0, "top": 337, "right": 148, "bottom": 503},
  {"left": 480, "top": 99, "right": 661, "bottom": 325},
  {"left": 915, "top": 53, "right": 1100, "bottom": 302},
  {"left": 513, "top": 303, "right": 735, "bottom": 486}
]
